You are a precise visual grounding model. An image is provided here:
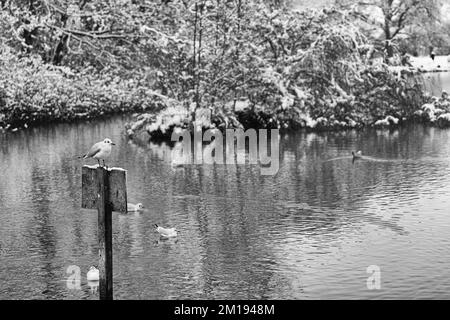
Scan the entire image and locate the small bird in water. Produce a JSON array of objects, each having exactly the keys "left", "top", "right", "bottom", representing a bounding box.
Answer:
[
  {"left": 87, "top": 266, "right": 99, "bottom": 281},
  {"left": 127, "top": 203, "right": 144, "bottom": 212},
  {"left": 154, "top": 224, "right": 178, "bottom": 239},
  {"left": 80, "top": 138, "right": 115, "bottom": 167},
  {"left": 352, "top": 150, "right": 362, "bottom": 163},
  {"left": 352, "top": 150, "right": 362, "bottom": 158}
]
